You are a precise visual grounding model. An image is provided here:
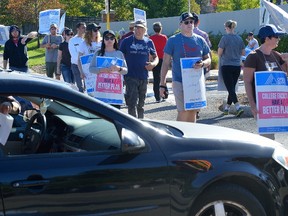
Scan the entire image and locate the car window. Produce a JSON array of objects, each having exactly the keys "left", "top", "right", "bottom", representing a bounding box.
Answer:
[{"left": 3, "top": 95, "right": 121, "bottom": 156}]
